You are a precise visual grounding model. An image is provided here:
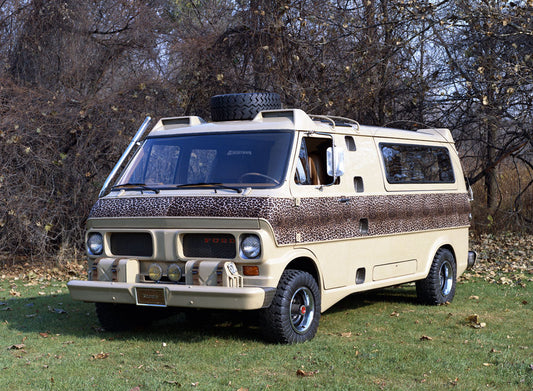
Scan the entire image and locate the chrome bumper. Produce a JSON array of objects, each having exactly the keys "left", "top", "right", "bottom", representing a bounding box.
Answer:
[{"left": 67, "top": 280, "right": 275, "bottom": 310}]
